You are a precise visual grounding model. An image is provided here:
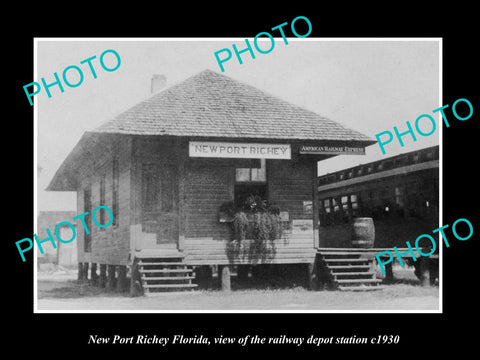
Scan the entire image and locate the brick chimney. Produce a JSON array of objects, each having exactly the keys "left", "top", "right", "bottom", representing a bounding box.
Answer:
[{"left": 151, "top": 74, "right": 167, "bottom": 94}]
